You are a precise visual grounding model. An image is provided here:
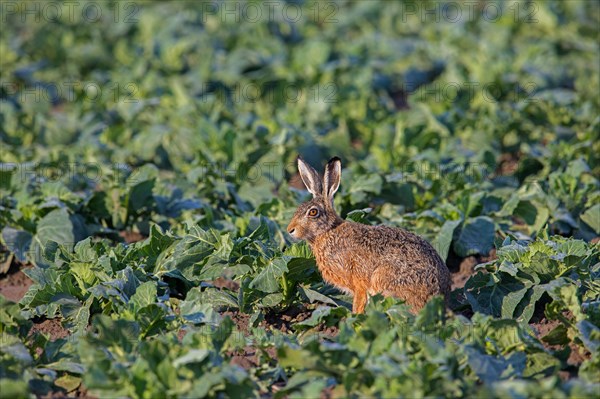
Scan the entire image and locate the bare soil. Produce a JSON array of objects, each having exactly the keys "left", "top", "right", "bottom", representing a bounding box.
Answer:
[
  {"left": 263, "top": 305, "right": 313, "bottom": 333},
  {"left": 450, "top": 256, "right": 478, "bottom": 290},
  {"left": 0, "top": 261, "right": 33, "bottom": 302},
  {"left": 229, "top": 346, "right": 262, "bottom": 369},
  {"left": 118, "top": 230, "right": 146, "bottom": 244},
  {"left": 37, "top": 384, "right": 93, "bottom": 399},
  {"left": 0, "top": 260, "right": 73, "bottom": 355},
  {"left": 213, "top": 277, "right": 240, "bottom": 292},
  {"left": 529, "top": 308, "right": 592, "bottom": 380},
  {"left": 496, "top": 152, "right": 521, "bottom": 176},
  {"left": 30, "top": 318, "right": 71, "bottom": 341},
  {"left": 222, "top": 310, "right": 251, "bottom": 334},
  {"left": 0, "top": 259, "right": 89, "bottom": 398},
  {"left": 448, "top": 248, "right": 497, "bottom": 290}
]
